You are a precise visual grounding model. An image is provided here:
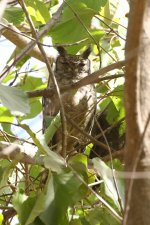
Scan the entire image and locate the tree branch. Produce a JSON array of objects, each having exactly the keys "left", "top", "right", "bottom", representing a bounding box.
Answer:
[
  {"left": 1, "top": 22, "right": 54, "bottom": 63},
  {"left": 27, "top": 61, "right": 125, "bottom": 98},
  {"left": 0, "top": 141, "right": 36, "bottom": 164}
]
